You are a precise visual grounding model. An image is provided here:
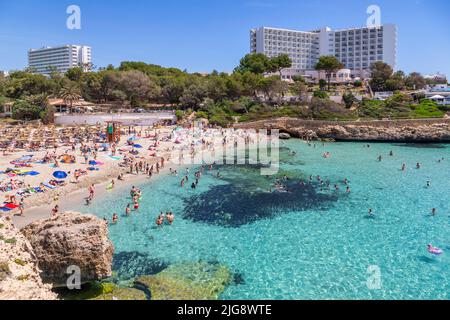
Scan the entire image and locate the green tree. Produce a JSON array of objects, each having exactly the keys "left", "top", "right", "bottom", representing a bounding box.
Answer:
[
  {"left": 12, "top": 100, "right": 42, "bottom": 120},
  {"left": 405, "top": 72, "right": 426, "bottom": 90},
  {"left": 269, "top": 54, "right": 292, "bottom": 77},
  {"left": 369, "top": 61, "right": 393, "bottom": 92},
  {"left": 40, "top": 105, "right": 56, "bottom": 124},
  {"left": 315, "top": 56, "right": 344, "bottom": 91},
  {"left": 66, "top": 67, "right": 84, "bottom": 82},
  {"left": 235, "top": 53, "right": 271, "bottom": 75}
]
